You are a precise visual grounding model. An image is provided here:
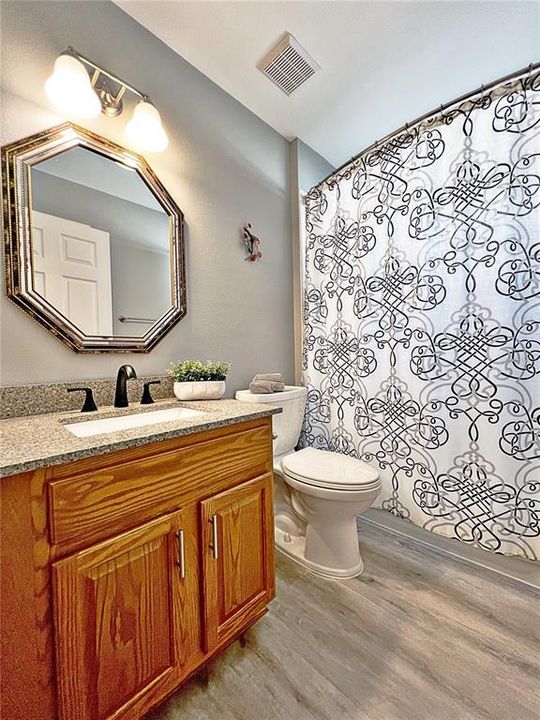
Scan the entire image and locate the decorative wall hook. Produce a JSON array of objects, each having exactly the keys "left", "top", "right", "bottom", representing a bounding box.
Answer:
[{"left": 242, "top": 223, "right": 262, "bottom": 262}]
